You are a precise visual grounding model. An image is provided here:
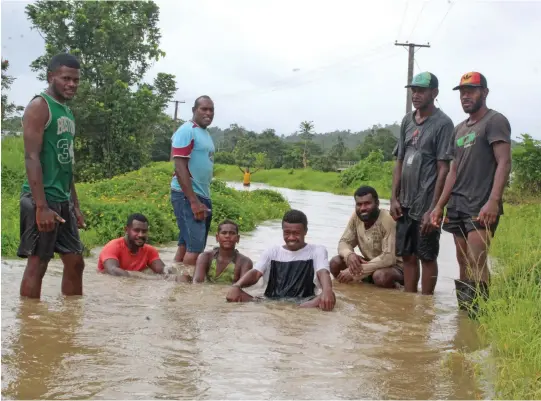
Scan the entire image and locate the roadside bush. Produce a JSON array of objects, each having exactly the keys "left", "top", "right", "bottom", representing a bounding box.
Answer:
[
  {"left": 214, "top": 151, "right": 236, "bottom": 165},
  {"left": 339, "top": 150, "right": 394, "bottom": 191},
  {"left": 511, "top": 134, "right": 541, "bottom": 195},
  {"left": 1, "top": 137, "right": 290, "bottom": 257}
]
